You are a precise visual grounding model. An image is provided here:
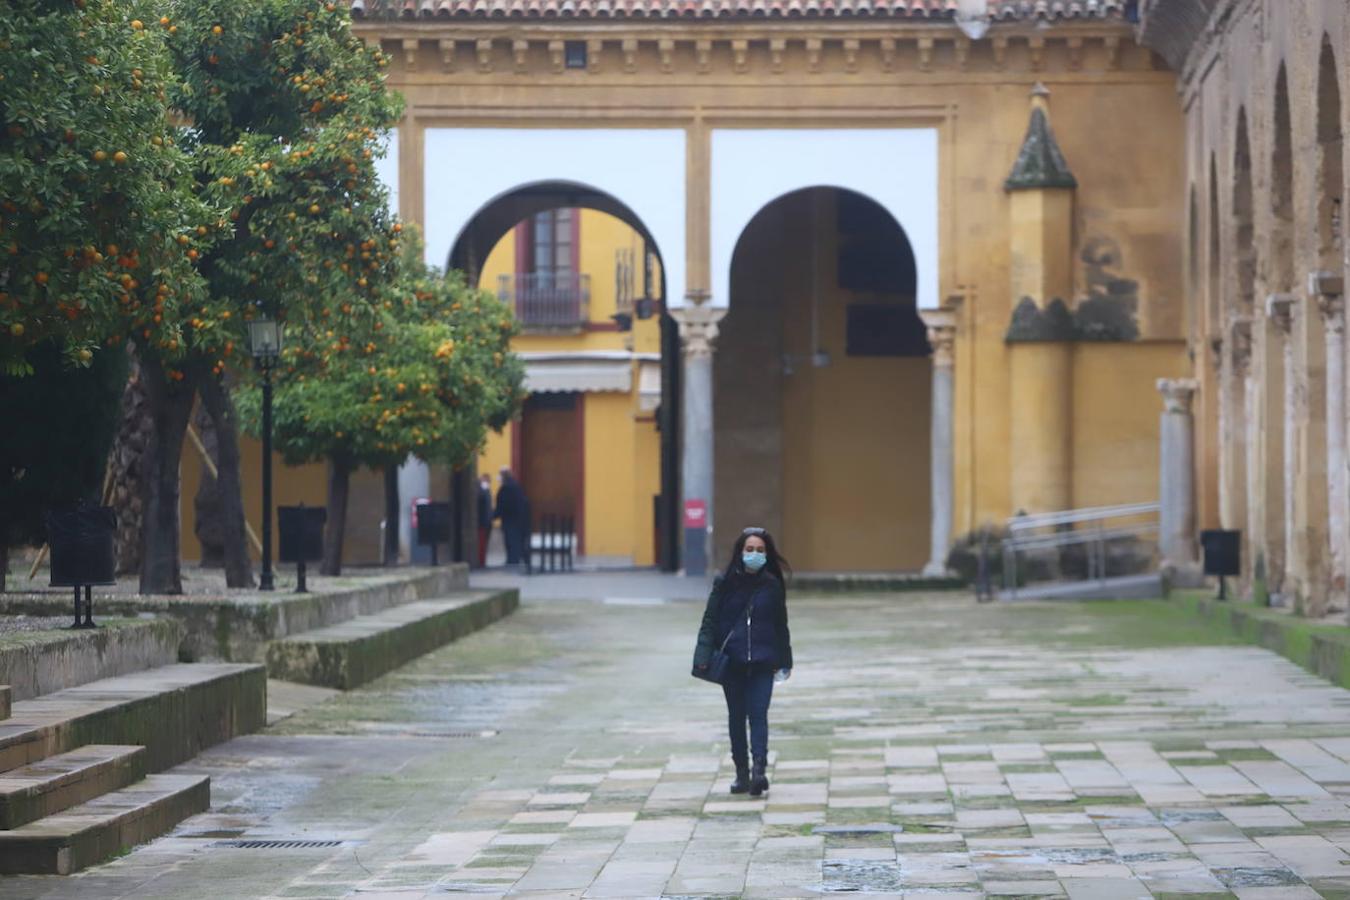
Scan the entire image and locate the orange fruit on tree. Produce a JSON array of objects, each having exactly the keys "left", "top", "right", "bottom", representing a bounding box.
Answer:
[
  {"left": 9, "top": 323, "right": 23, "bottom": 337},
  {"left": 112, "top": 151, "right": 127, "bottom": 164},
  {"left": 34, "top": 272, "right": 48, "bottom": 285},
  {"left": 211, "top": 24, "right": 223, "bottom": 34},
  {"left": 130, "top": 19, "right": 143, "bottom": 30},
  {"left": 92, "top": 150, "right": 107, "bottom": 162}
]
